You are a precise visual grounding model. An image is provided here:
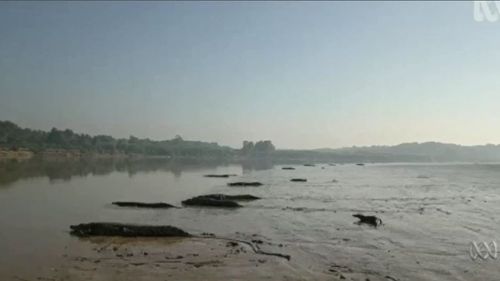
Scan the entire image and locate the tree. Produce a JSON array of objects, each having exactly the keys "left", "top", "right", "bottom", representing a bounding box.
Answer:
[
  {"left": 0, "top": 120, "right": 235, "bottom": 158},
  {"left": 241, "top": 141, "right": 254, "bottom": 155},
  {"left": 241, "top": 140, "right": 275, "bottom": 156},
  {"left": 254, "top": 140, "right": 275, "bottom": 154},
  {"left": 47, "top": 128, "right": 64, "bottom": 147}
]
